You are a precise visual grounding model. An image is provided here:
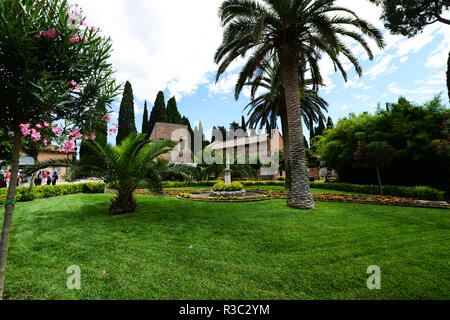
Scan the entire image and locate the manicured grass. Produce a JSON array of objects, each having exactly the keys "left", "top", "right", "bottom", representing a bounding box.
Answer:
[{"left": 3, "top": 194, "right": 449, "bottom": 300}]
